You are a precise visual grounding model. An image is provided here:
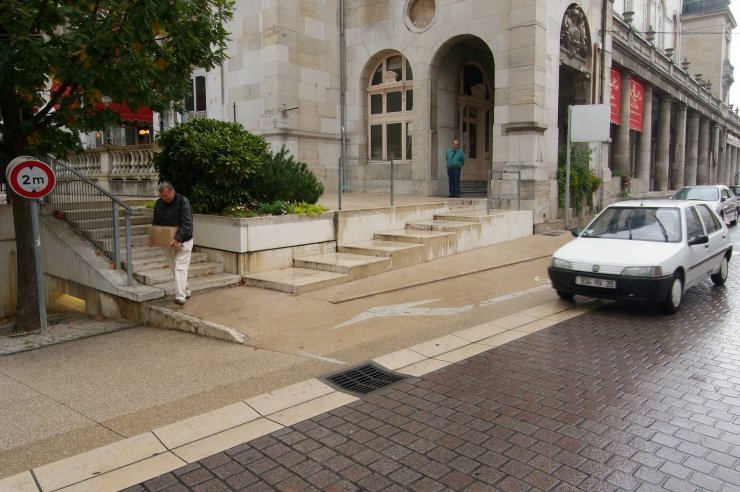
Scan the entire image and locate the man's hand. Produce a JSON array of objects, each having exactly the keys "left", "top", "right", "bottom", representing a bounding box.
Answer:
[{"left": 170, "top": 239, "right": 181, "bottom": 249}]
